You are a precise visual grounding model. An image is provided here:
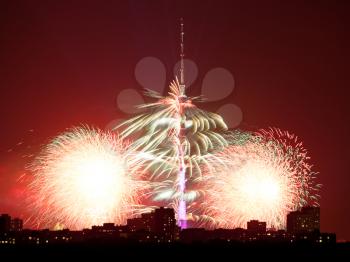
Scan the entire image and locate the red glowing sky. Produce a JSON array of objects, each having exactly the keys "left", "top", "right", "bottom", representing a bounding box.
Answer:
[{"left": 0, "top": 1, "right": 349, "bottom": 240}]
